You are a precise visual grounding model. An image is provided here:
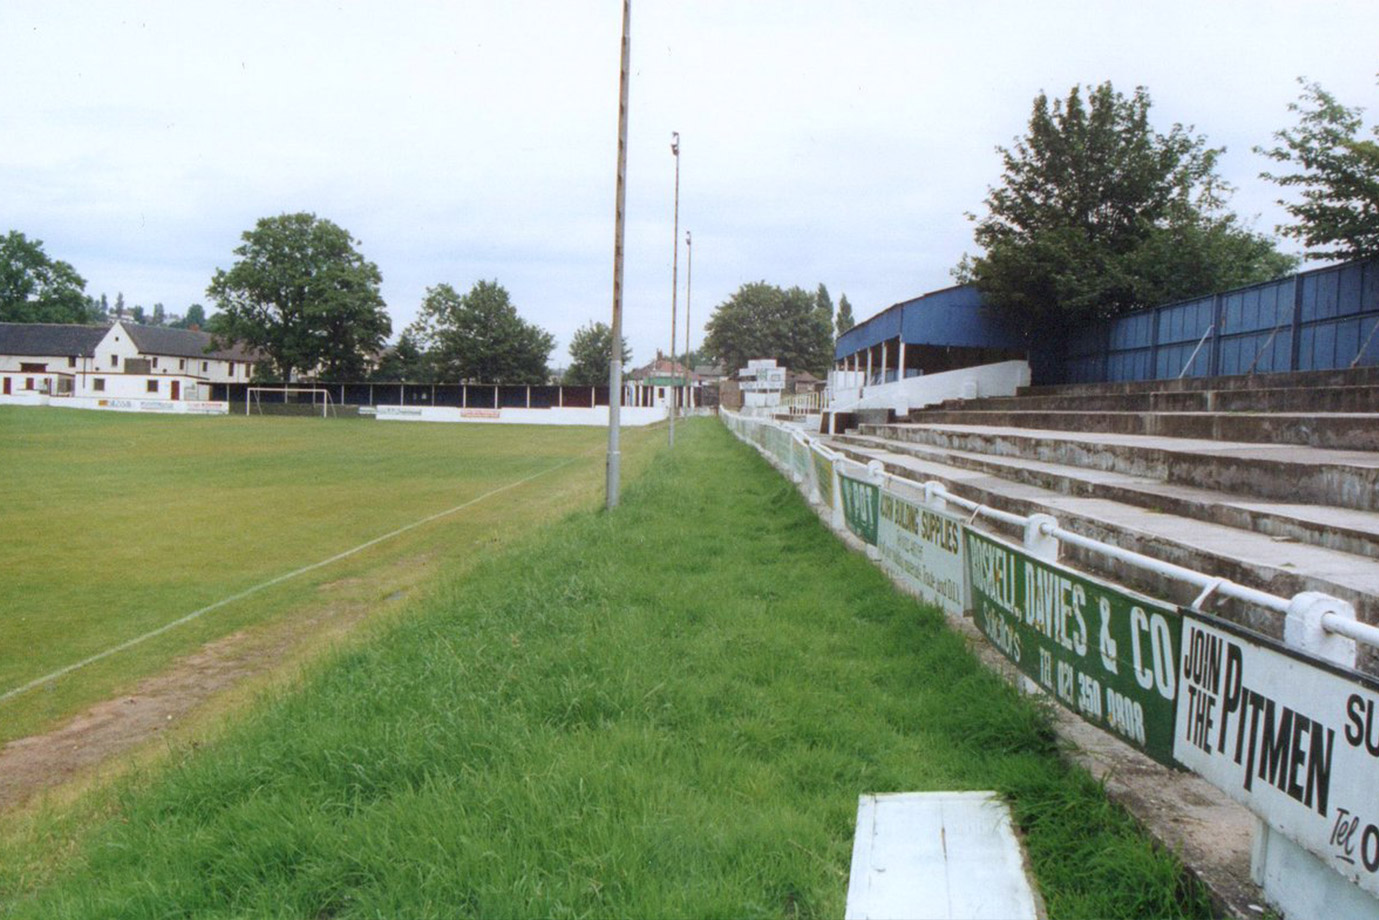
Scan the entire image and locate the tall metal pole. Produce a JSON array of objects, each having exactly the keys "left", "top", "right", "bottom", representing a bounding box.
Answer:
[
  {"left": 684, "top": 229, "right": 692, "bottom": 411},
  {"left": 668, "top": 131, "right": 680, "bottom": 447},
  {"left": 606, "top": 0, "right": 631, "bottom": 510}
]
